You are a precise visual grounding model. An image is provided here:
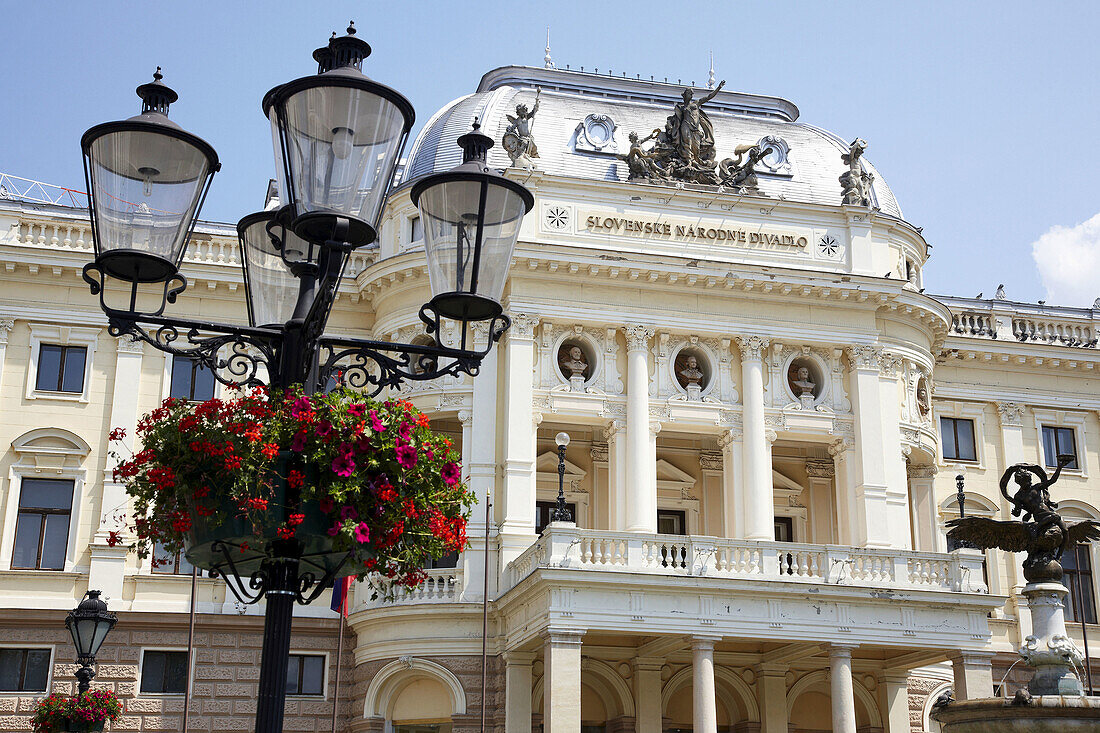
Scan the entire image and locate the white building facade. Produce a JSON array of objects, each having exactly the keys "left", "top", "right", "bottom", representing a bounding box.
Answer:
[{"left": 1, "top": 65, "right": 1099, "bottom": 733}]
